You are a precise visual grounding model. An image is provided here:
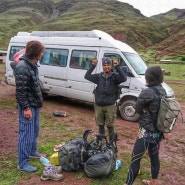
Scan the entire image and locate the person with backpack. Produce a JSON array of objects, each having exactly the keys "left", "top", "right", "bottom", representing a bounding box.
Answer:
[
  {"left": 124, "top": 66, "right": 166, "bottom": 185},
  {"left": 84, "top": 57, "right": 127, "bottom": 145},
  {"left": 15, "top": 41, "right": 45, "bottom": 173}
]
